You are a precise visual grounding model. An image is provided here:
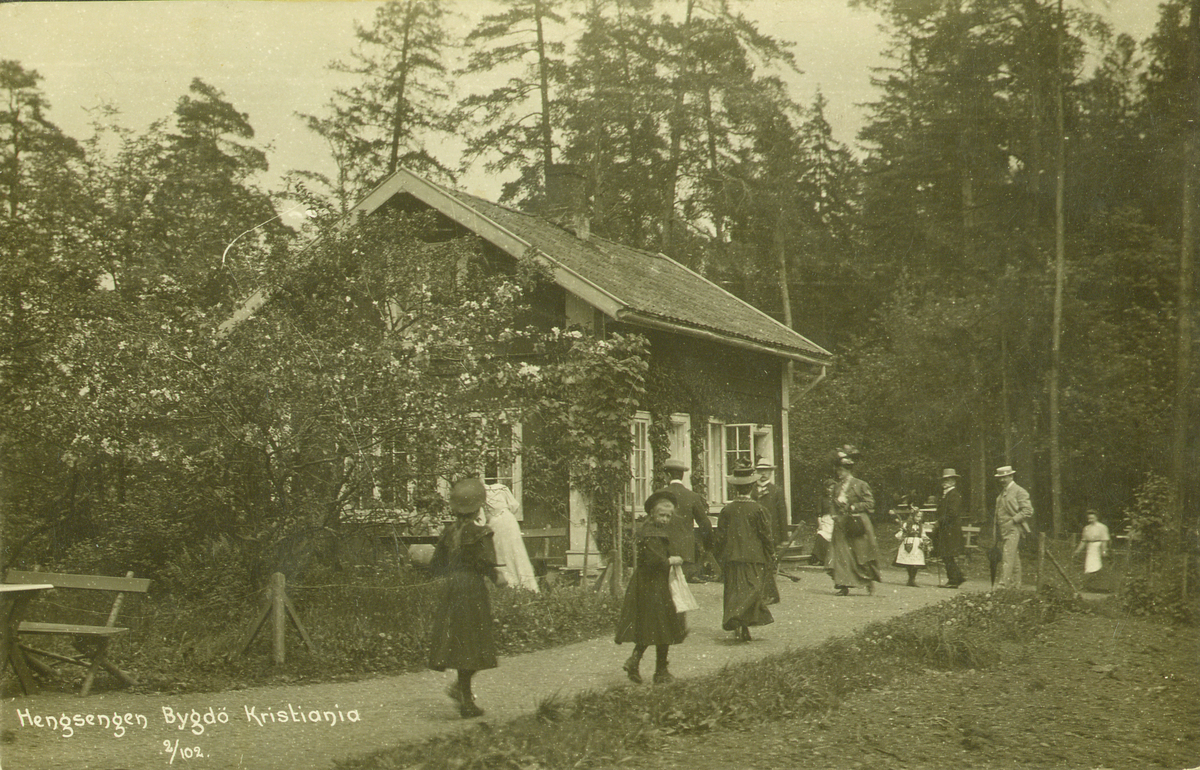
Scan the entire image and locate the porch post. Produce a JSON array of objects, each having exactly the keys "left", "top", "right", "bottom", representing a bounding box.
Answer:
[
  {"left": 781, "top": 361, "right": 793, "bottom": 530},
  {"left": 566, "top": 487, "right": 599, "bottom": 572}
]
